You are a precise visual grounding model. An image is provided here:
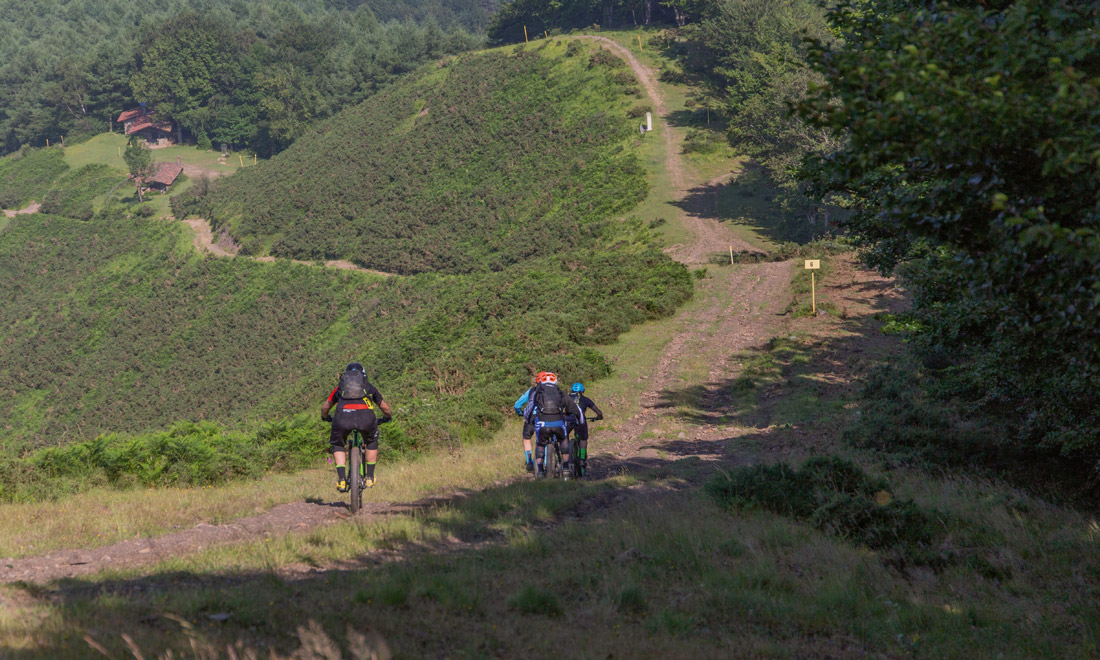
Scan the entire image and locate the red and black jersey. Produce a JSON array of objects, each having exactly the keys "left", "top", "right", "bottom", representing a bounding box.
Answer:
[{"left": 327, "top": 381, "right": 384, "bottom": 410}]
